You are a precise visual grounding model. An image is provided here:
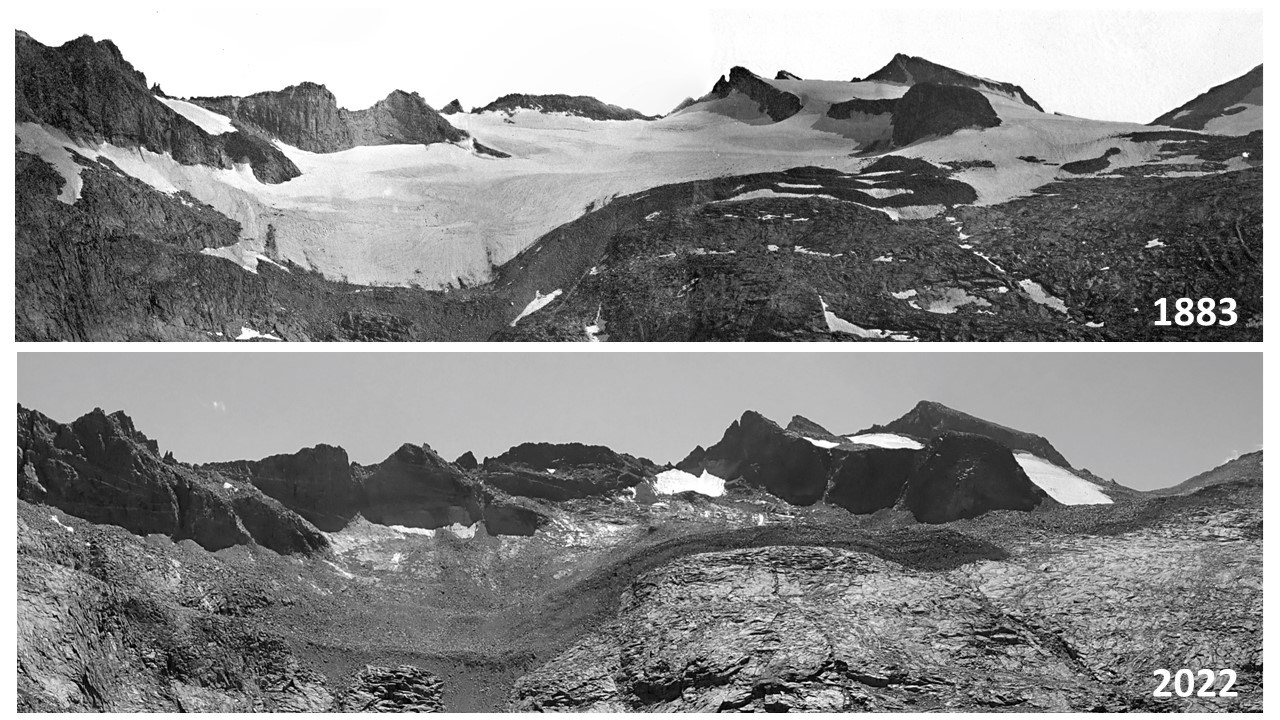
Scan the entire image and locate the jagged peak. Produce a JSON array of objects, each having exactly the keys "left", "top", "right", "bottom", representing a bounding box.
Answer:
[{"left": 858, "top": 53, "right": 1044, "bottom": 111}]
